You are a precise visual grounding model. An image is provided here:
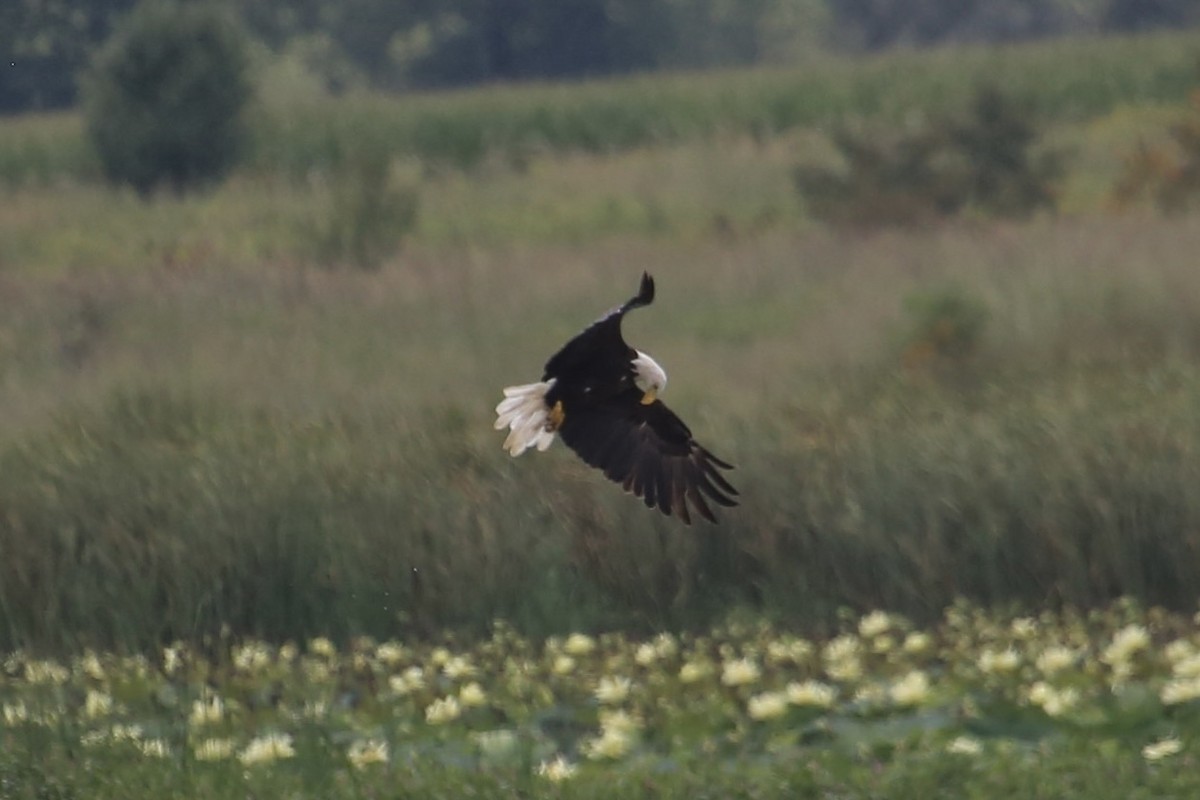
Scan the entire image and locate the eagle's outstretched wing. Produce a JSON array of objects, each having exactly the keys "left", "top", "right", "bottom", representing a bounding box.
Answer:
[{"left": 557, "top": 394, "right": 738, "bottom": 524}]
